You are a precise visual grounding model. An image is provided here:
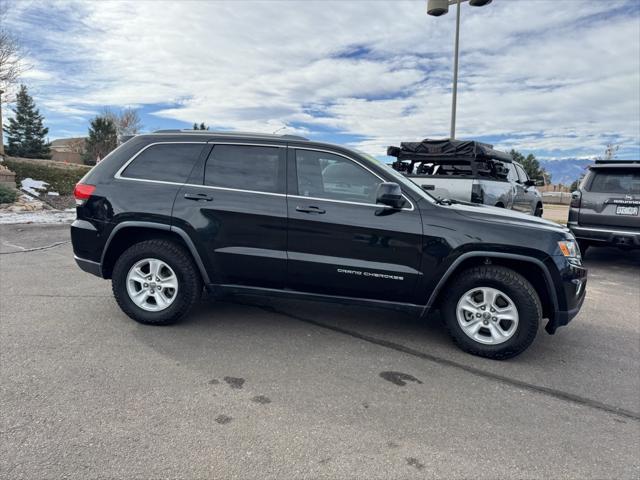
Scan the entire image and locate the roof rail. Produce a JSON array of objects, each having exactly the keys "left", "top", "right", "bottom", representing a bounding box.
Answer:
[
  {"left": 152, "top": 129, "right": 309, "bottom": 141},
  {"left": 594, "top": 159, "right": 640, "bottom": 164}
]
